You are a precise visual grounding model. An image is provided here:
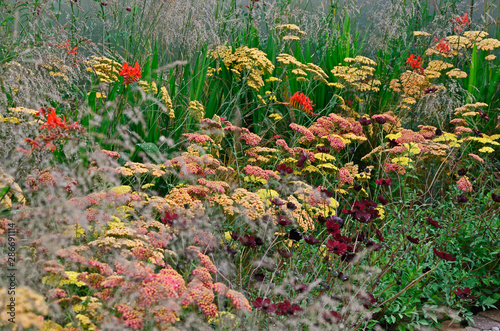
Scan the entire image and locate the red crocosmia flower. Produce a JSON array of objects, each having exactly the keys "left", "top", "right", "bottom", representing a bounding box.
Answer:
[
  {"left": 452, "top": 13, "right": 469, "bottom": 33},
  {"left": 285, "top": 92, "right": 319, "bottom": 116},
  {"left": 434, "top": 37, "right": 451, "bottom": 54},
  {"left": 427, "top": 217, "right": 442, "bottom": 228},
  {"left": 454, "top": 287, "right": 471, "bottom": 299},
  {"left": 406, "top": 235, "right": 420, "bottom": 244},
  {"left": 406, "top": 54, "right": 422, "bottom": 69},
  {"left": 326, "top": 239, "right": 347, "bottom": 255},
  {"left": 119, "top": 62, "right": 142, "bottom": 85},
  {"left": 433, "top": 247, "right": 456, "bottom": 261},
  {"left": 40, "top": 108, "right": 66, "bottom": 130}
]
